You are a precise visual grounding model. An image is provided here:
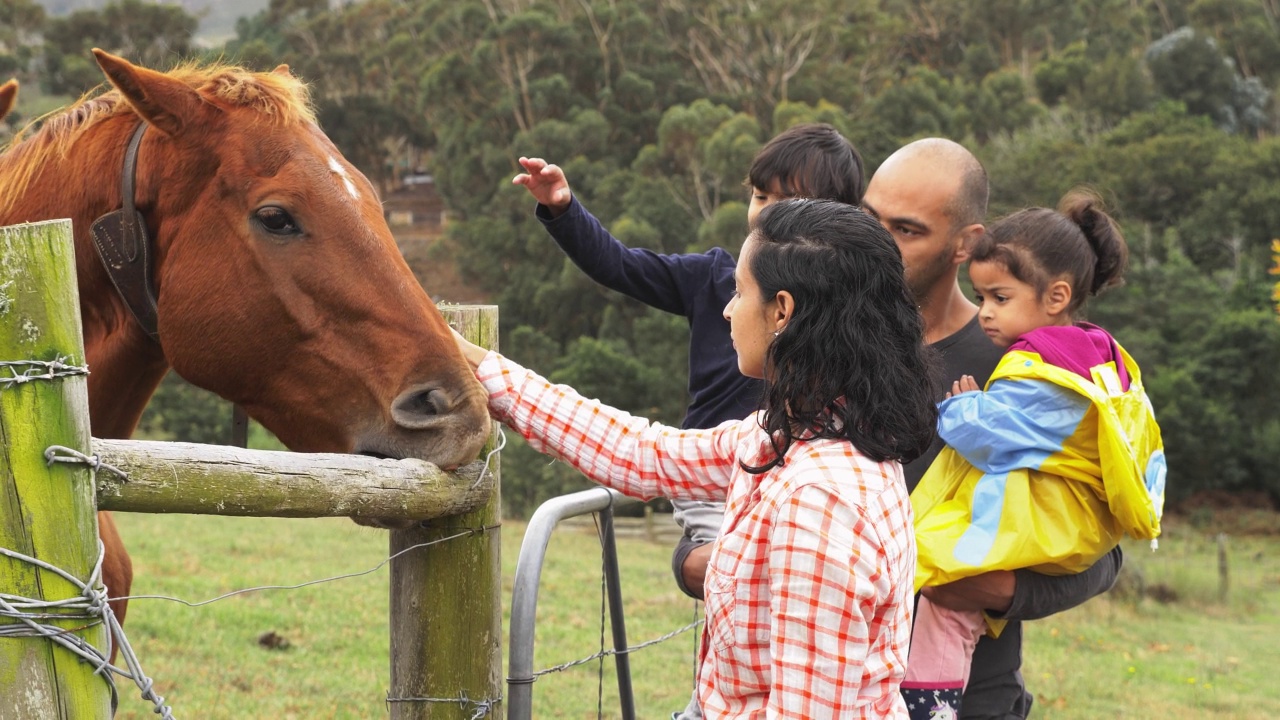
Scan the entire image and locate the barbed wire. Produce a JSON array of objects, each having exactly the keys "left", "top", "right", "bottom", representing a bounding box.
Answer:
[
  {"left": 0, "top": 357, "right": 88, "bottom": 388},
  {"left": 386, "top": 691, "right": 502, "bottom": 719}
]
